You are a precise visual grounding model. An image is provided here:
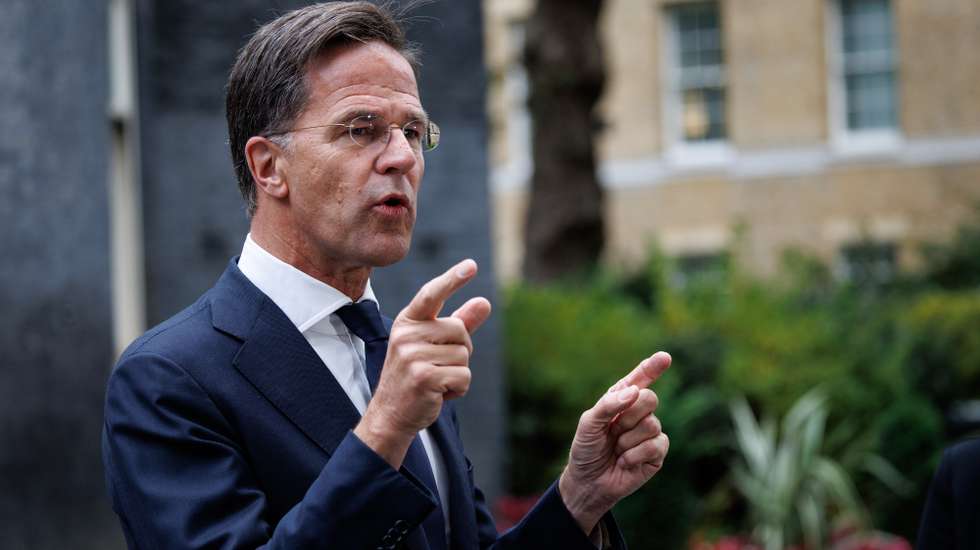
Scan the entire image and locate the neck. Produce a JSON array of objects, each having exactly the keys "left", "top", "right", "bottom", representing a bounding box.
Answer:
[{"left": 250, "top": 222, "right": 370, "bottom": 301}]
